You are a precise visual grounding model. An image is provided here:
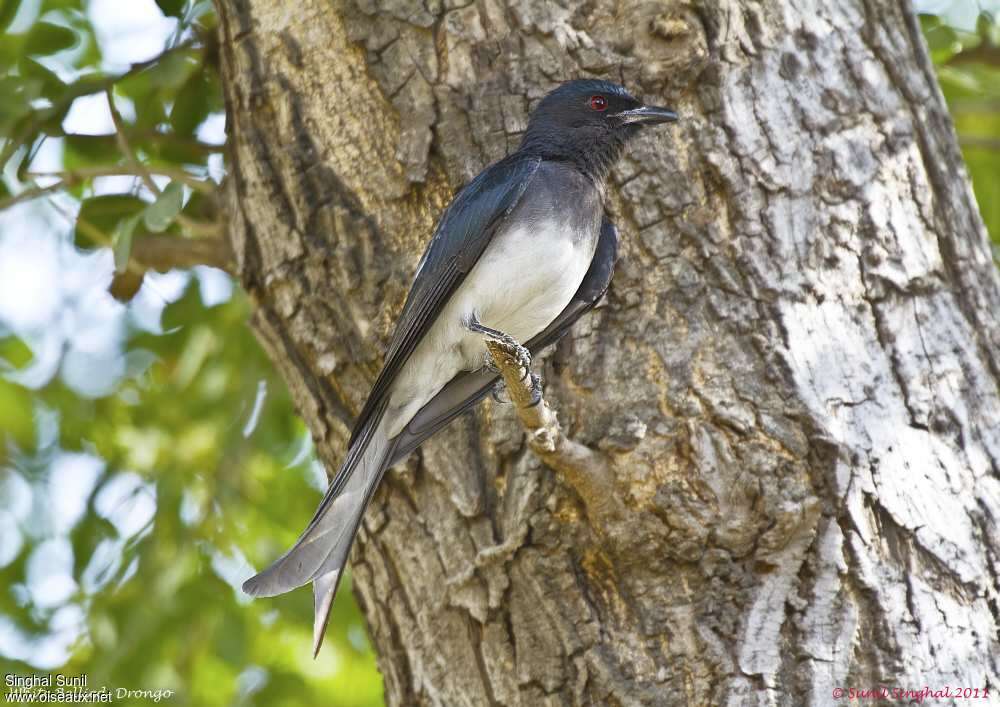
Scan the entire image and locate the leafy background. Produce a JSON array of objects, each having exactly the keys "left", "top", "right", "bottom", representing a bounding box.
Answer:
[{"left": 0, "top": 1, "right": 997, "bottom": 705}]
